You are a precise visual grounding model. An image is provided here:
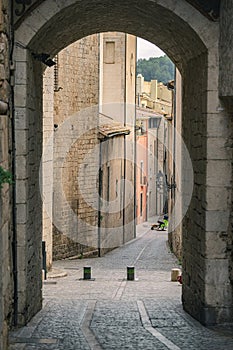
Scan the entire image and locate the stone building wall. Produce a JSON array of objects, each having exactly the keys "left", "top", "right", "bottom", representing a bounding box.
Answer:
[
  {"left": 43, "top": 33, "right": 136, "bottom": 262},
  {"left": 54, "top": 123, "right": 100, "bottom": 257},
  {"left": 181, "top": 53, "right": 209, "bottom": 323},
  {"left": 0, "top": 0, "right": 13, "bottom": 348},
  {"left": 124, "top": 34, "right": 136, "bottom": 241},
  {"left": 13, "top": 44, "right": 43, "bottom": 325},
  {"left": 99, "top": 32, "right": 136, "bottom": 244},
  {"left": 52, "top": 35, "right": 100, "bottom": 259},
  {"left": 99, "top": 135, "right": 125, "bottom": 252},
  {"left": 42, "top": 66, "right": 54, "bottom": 268},
  {"left": 168, "top": 70, "right": 182, "bottom": 259},
  {"left": 53, "top": 35, "right": 99, "bottom": 124},
  {"left": 219, "top": 0, "right": 233, "bottom": 296},
  {"left": 181, "top": 44, "right": 233, "bottom": 324}
]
